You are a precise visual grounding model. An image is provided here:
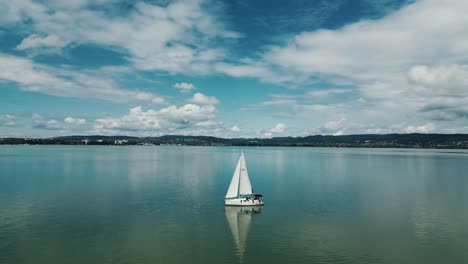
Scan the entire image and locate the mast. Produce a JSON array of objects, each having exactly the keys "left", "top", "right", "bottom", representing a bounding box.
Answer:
[{"left": 237, "top": 152, "right": 243, "bottom": 198}]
